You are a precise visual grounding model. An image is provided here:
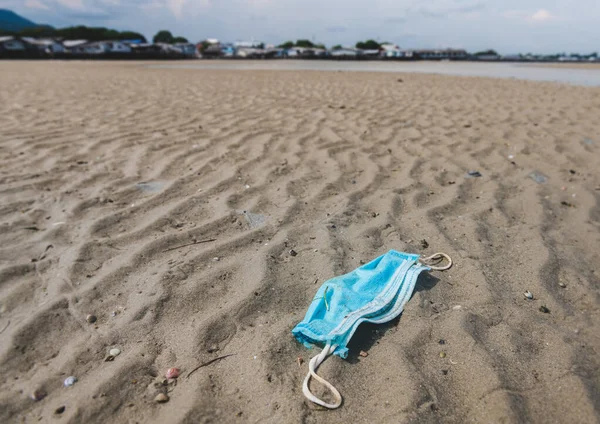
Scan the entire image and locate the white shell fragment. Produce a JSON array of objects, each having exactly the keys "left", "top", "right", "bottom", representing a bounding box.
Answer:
[
  {"left": 524, "top": 291, "right": 533, "bottom": 300},
  {"left": 109, "top": 348, "right": 121, "bottom": 357},
  {"left": 64, "top": 376, "right": 77, "bottom": 387}
]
